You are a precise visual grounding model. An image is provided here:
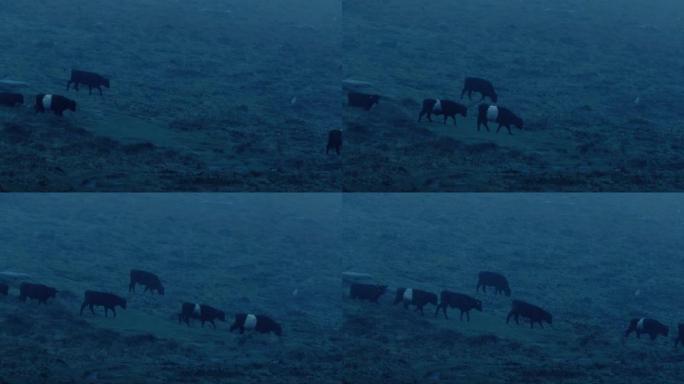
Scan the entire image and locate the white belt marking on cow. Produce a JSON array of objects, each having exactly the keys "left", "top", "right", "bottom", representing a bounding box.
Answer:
[
  {"left": 433, "top": 99, "right": 442, "bottom": 113},
  {"left": 637, "top": 318, "right": 645, "bottom": 331},
  {"left": 244, "top": 314, "right": 257, "bottom": 329},
  {"left": 192, "top": 303, "right": 201, "bottom": 316},
  {"left": 403, "top": 288, "right": 413, "bottom": 302},
  {"left": 42, "top": 94, "right": 53, "bottom": 110},
  {"left": 486, "top": 105, "right": 499, "bottom": 122}
]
